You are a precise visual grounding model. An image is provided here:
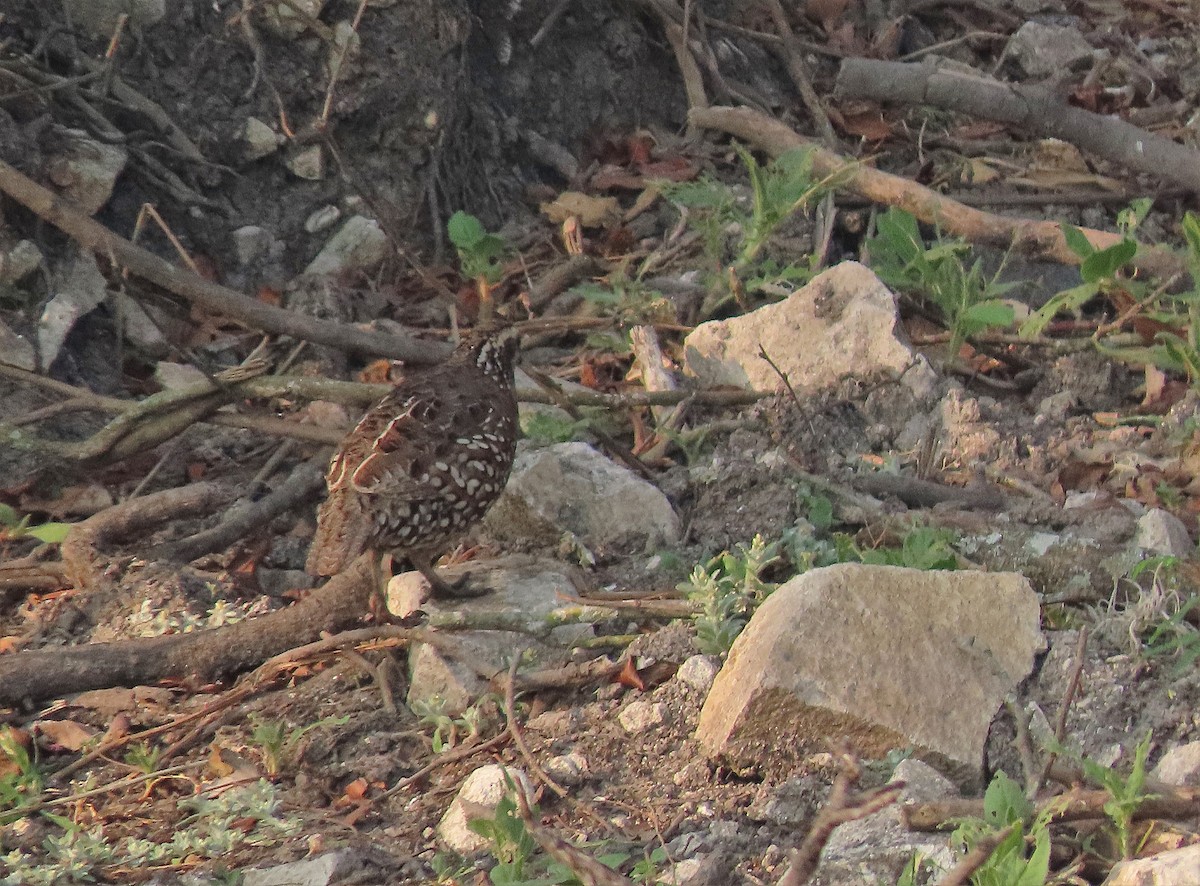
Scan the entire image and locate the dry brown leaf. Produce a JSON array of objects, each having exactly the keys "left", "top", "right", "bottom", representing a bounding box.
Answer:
[
  {"left": 540, "top": 192, "right": 621, "bottom": 229},
  {"left": 35, "top": 719, "right": 99, "bottom": 752}
]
